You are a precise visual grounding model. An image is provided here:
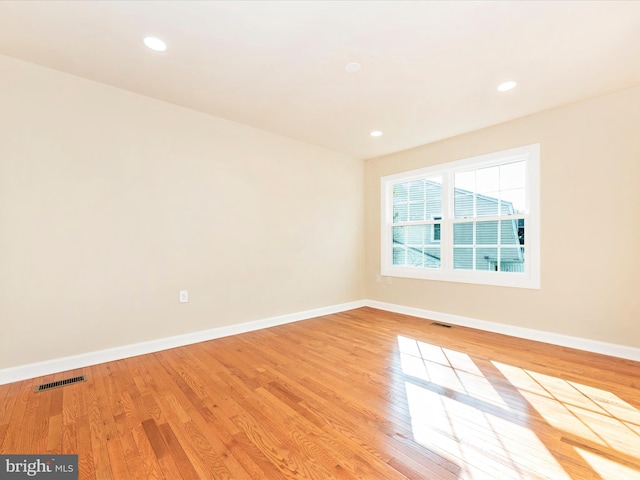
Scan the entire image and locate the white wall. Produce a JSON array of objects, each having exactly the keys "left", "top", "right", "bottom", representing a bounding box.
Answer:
[
  {"left": 3, "top": 51, "right": 639, "bottom": 372},
  {"left": 0, "top": 55, "right": 365, "bottom": 369}
]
